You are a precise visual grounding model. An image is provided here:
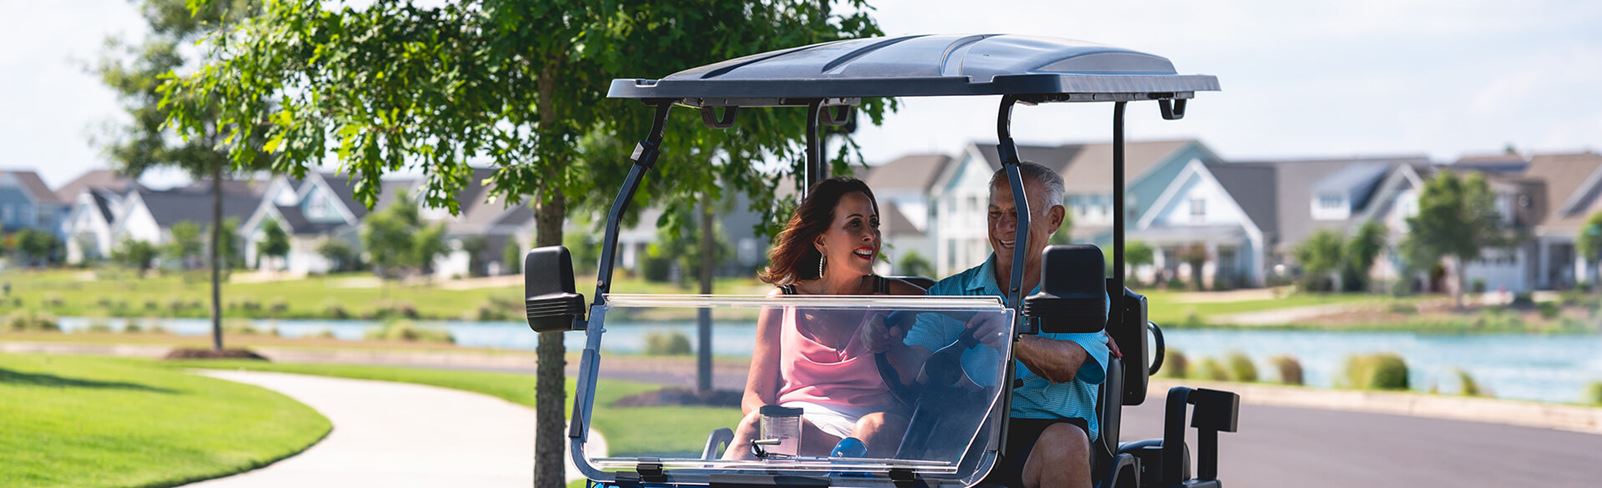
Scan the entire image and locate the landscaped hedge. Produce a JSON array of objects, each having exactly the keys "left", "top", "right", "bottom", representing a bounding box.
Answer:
[
  {"left": 1269, "top": 355, "right": 1304, "bottom": 385},
  {"left": 1343, "top": 353, "right": 1409, "bottom": 390},
  {"left": 1224, "top": 351, "right": 1258, "bottom": 382}
]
